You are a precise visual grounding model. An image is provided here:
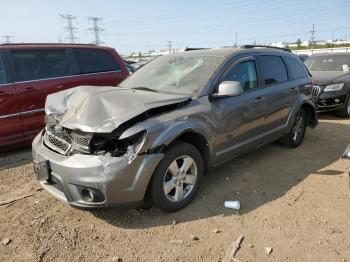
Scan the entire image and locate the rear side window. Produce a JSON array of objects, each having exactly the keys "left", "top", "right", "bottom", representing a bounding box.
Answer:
[
  {"left": 258, "top": 55, "right": 288, "bottom": 85},
  {"left": 0, "top": 55, "right": 7, "bottom": 84},
  {"left": 73, "top": 48, "right": 121, "bottom": 74},
  {"left": 12, "top": 49, "right": 71, "bottom": 82},
  {"left": 223, "top": 61, "right": 258, "bottom": 91},
  {"left": 284, "top": 57, "right": 307, "bottom": 79}
]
